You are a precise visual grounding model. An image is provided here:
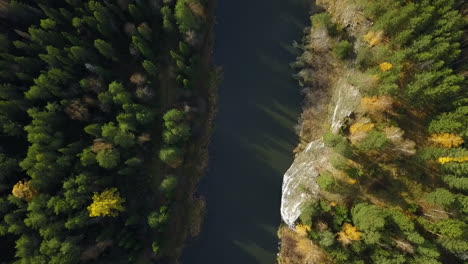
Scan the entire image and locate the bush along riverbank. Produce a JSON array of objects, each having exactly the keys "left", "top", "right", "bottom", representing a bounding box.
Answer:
[
  {"left": 0, "top": 0, "right": 217, "bottom": 263},
  {"left": 279, "top": 0, "right": 467, "bottom": 263}
]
